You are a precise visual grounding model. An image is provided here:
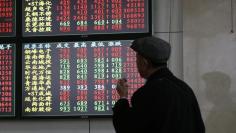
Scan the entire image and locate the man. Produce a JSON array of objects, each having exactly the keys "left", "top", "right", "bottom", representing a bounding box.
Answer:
[{"left": 112, "top": 36, "right": 205, "bottom": 133}]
